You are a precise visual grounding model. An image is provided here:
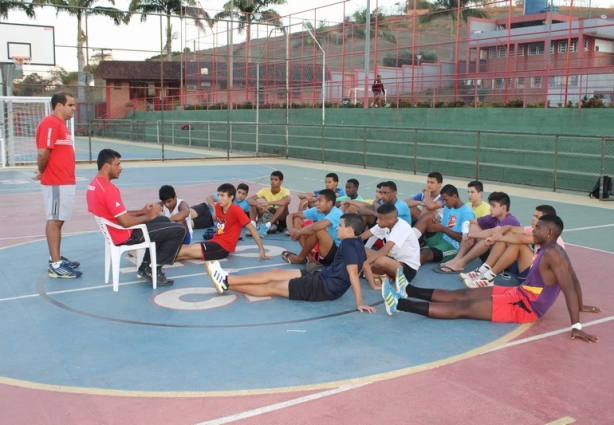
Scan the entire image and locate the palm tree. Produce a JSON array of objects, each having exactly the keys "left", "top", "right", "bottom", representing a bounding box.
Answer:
[
  {"left": 0, "top": 0, "right": 36, "bottom": 19},
  {"left": 215, "top": 0, "right": 286, "bottom": 47},
  {"left": 418, "top": 0, "right": 488, "bottom": 36},
  {"left": 345, "top": 7, "right": 397, "bottom": 44},
  {"left": 40, "top": 0, "right": 125, "bottom": 76},
  {"left": 128, "top": 0, "right": 214, "bottom": 61}
]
